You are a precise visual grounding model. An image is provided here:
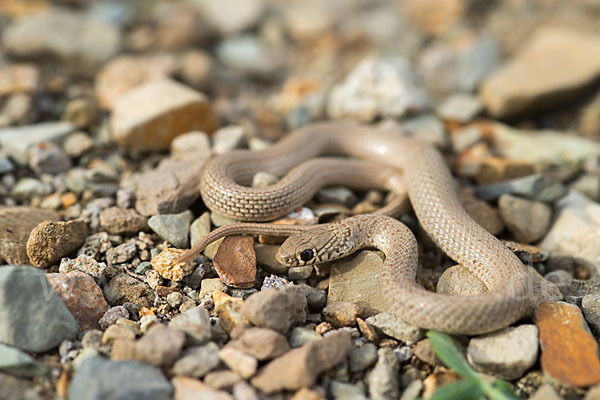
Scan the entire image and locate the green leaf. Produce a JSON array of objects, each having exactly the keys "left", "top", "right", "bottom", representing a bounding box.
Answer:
[
  {"left": 429, "top": 379, "right": 484, "bottom": 400},
  {"left": 485, "top": 380, "right": 519, "bottom": 400},
  {"left": 426, "top": 331, "right": 478, "bottom": 380}
]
